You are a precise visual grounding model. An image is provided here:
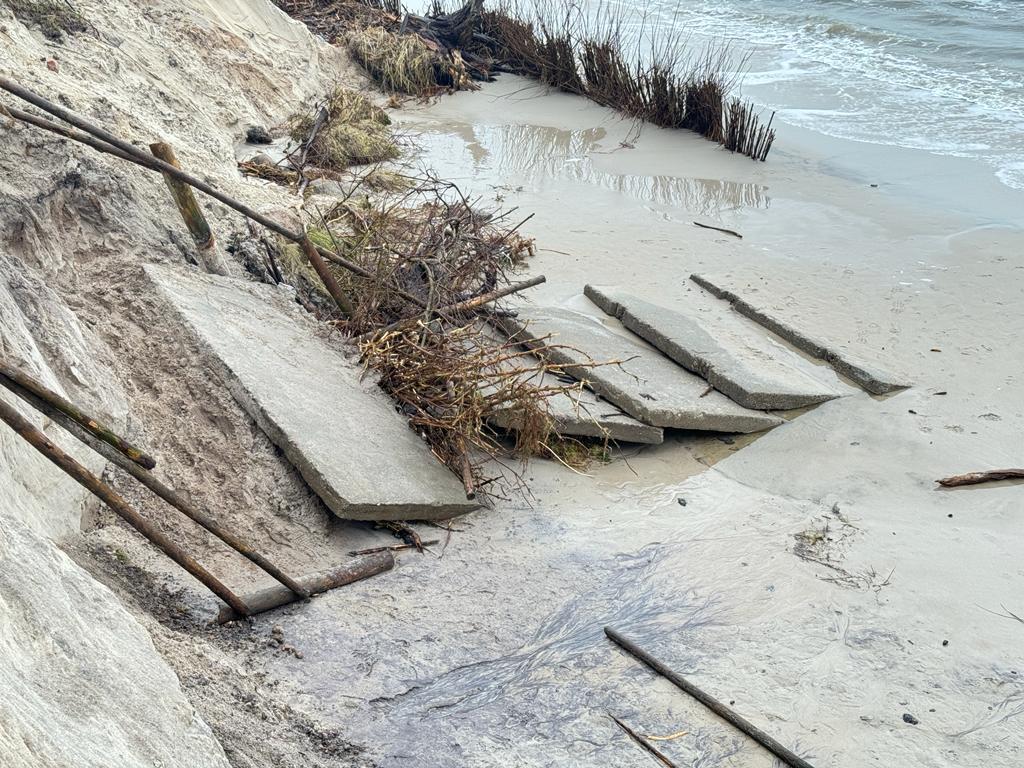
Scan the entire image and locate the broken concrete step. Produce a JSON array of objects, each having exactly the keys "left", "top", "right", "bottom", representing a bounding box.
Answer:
[
  {"left": 497, "top": 306, "right": 783, "bottom": 434},
  {"left": 690, "top": 274, "right": 909, "bottom": 395},
  {"left": 488, "top": 355, "right": 664, "bottom": 445},
  {"left": 146, "top": 265, "right": 477, "bottom": 521},
  {"left": 584, "top": 285, "right": 839, "bottom": 410}
]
